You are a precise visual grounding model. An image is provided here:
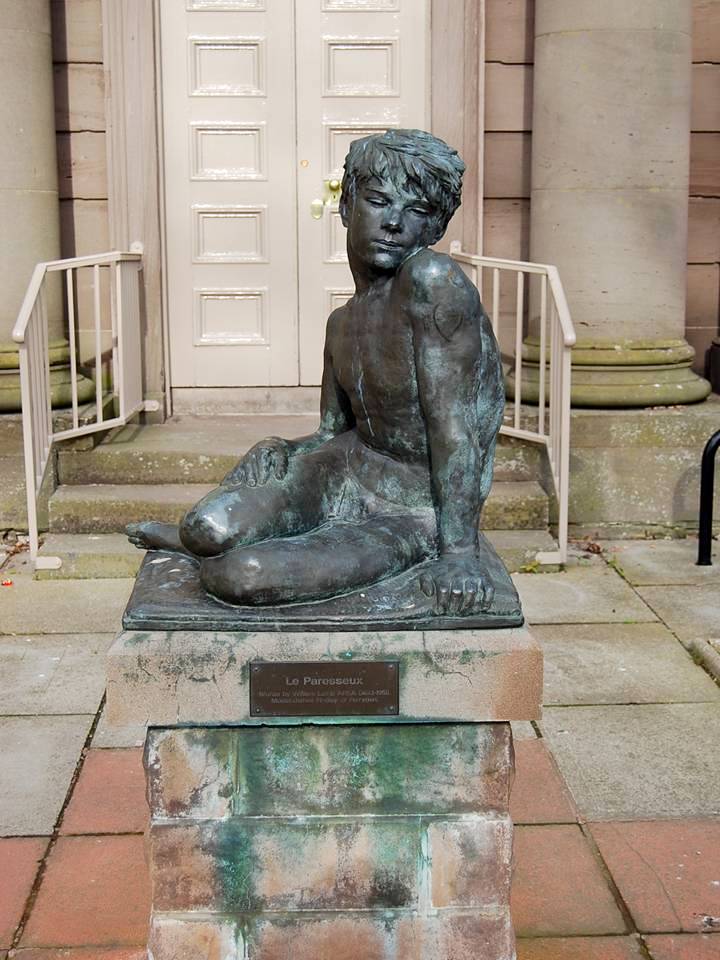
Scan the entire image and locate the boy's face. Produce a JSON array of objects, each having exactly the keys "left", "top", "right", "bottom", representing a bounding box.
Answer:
[{"left": 343, "top": 175, "right": 440, "bottom": 274}]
